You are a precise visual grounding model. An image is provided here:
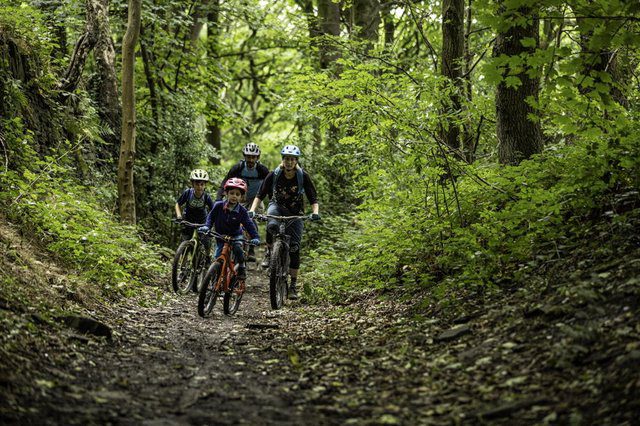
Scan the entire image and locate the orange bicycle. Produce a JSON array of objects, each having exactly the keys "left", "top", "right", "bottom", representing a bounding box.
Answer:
[{"left": 197, "top": 231, "right": 258, "bottom": 317}]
